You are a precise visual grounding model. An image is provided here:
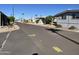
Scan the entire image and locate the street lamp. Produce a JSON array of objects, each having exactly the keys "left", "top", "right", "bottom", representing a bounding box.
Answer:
[
  {"left": 21, "top": 13, "right": 24, "bottom": 22},
  {"left": 35, "top": 14, "right": 37, "bottom": 17},
  {"left": 12, "top": 6, "right": 15, "bottom": 24}
]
